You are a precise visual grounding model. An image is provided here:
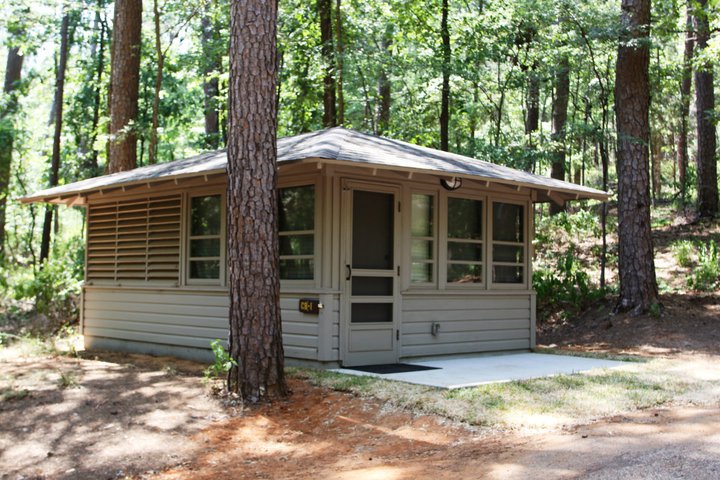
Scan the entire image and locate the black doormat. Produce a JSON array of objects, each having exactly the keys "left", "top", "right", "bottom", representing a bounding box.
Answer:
[{"left": 346, "top": 363, "right": 441, "bottom": 374}]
